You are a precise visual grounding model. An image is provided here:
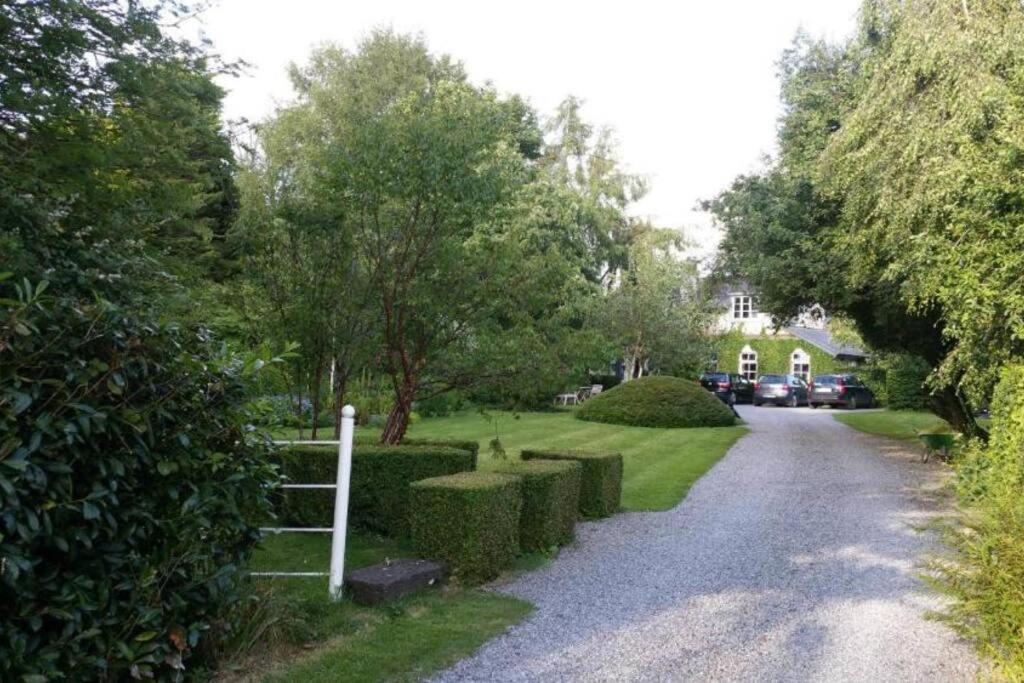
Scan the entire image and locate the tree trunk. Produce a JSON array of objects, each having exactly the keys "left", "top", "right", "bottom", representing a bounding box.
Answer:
[
  {"left": 309, "top": 362, "right": 325, "bottom": 440},
  {"left": 381, "top": 383, "right": 416, "bottom": 445},
  {"left": 332, "top": 368, "right": 349, "bottom": 440},
  {"left": 930, "top": 385, "right": 985, "bottom": 441}
]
